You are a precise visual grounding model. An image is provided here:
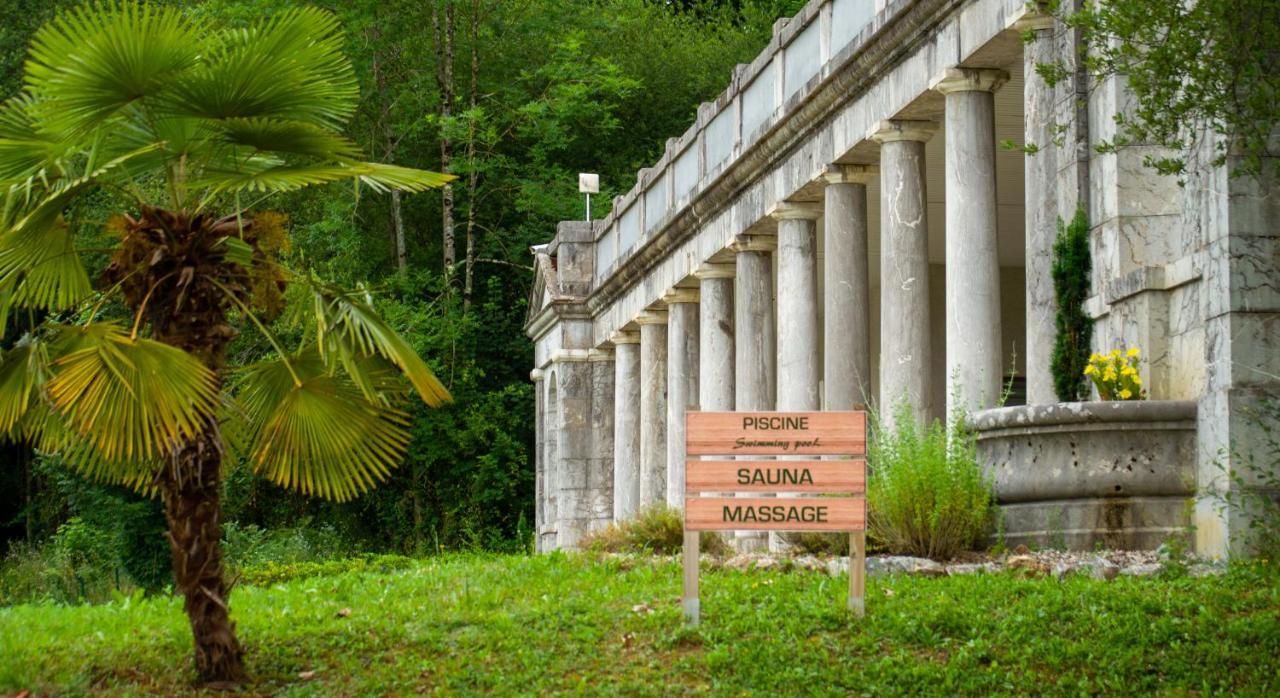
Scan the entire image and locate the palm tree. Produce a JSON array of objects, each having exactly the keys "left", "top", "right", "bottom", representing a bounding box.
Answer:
[{"left": 0, "top": 2, "right": 453, "bottom": 685}]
